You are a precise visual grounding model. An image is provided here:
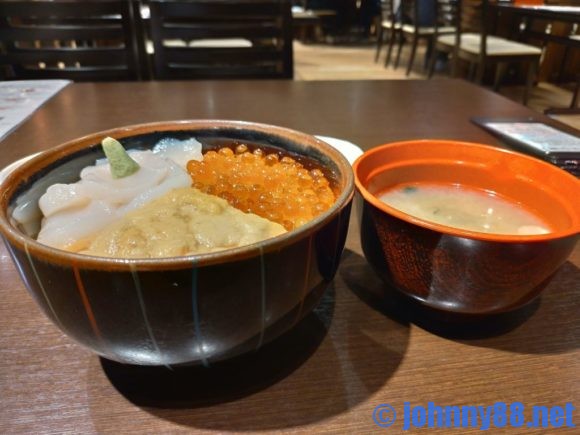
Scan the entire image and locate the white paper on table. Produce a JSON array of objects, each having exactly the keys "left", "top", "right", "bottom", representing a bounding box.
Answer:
[{"left": 0, "top": 80, "right": 71, "bottom": 141}]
